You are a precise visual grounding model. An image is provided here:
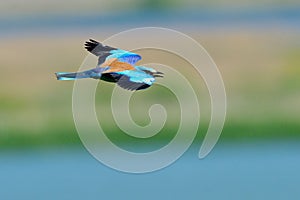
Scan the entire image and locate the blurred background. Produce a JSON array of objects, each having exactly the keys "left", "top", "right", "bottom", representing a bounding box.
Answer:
[{"left": 1, "top": 0, "right": 300, "bottom": 199}]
